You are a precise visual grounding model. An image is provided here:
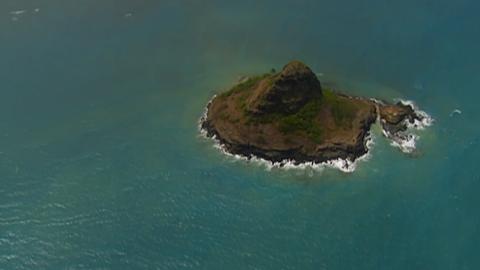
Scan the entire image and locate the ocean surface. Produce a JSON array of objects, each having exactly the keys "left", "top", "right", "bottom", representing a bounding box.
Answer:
[{"left": 1, "top": 1, "right": 479, "bottom": 269}]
